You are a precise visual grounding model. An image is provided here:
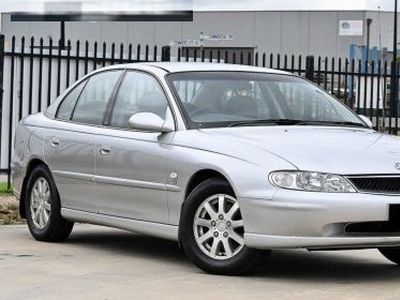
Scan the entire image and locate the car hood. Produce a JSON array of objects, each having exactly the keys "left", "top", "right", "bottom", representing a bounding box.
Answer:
[{"left": 198, "top": 126, "right": 400, "bottom": 175}]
